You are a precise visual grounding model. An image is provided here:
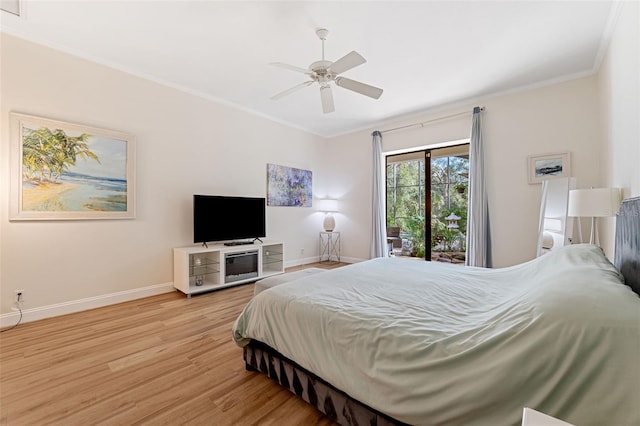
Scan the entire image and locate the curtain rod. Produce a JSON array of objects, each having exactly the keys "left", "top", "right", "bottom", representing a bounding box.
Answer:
[{"left": 380, "top": 106, "right": 485, "bottom": 135}]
